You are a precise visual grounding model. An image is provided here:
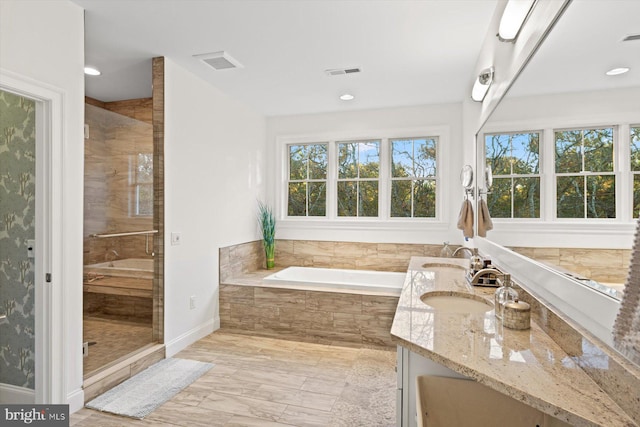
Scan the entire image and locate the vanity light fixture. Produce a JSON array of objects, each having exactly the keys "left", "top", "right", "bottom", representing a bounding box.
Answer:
[
  {"left": 340, "top": 93, "right": 355, "bottom": 101},
  {"left": 84, "top": 66, "right": 101, "bottom": 76},
  {"left": 606, "top": 67, "right": 630, "bottom": 76},
  {"left": 498, "top": 0, "right": 536, "bottom": 42},
  {"left": 471, "top": 67, "right": 494, "bottom": 102}
]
